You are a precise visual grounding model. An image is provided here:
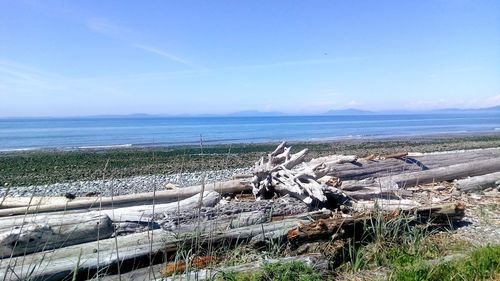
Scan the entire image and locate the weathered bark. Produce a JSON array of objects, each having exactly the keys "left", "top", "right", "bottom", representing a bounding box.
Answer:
[
  {"left": 161, "top": 196, "right": 313, "bottom": 234},
  {"left": 287, "top": 202, "right": 465, "bottom": 245},
  {"left": 382, "top": 152, "right": 408, "bottom": 159},
  {"left": 0, "top": 180, "right": 251, "bottom": 217},
  {"left": 352, "top": 199, "right": 421, "bottom": 212},
  {"left": 454, "top": 172, "right": 500, "bottom": 193},
  {"left": 409, "top": 202, "right": 465, "bottom": 223},
  {"left": 0, "top": 212, "right": 114, "bottom": 258}
]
